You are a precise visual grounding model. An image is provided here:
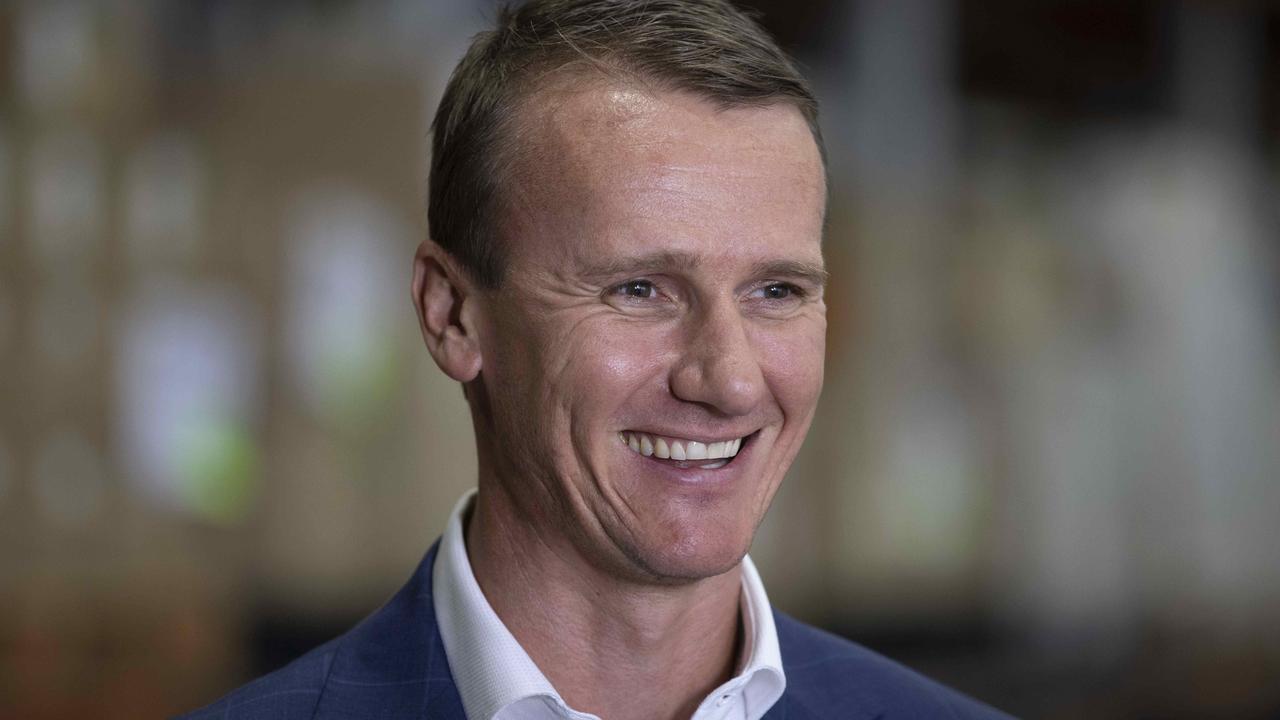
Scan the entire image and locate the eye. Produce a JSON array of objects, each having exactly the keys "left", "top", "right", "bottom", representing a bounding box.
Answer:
[
  {"left": 753, "top": 282, "right": 802, "bottom": 301},
  {"left": 613, "top": 279, "right": 657, "bottom": 299},
  {"left": 762, "top": 283, "right": 792, "bottom": 300}
]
